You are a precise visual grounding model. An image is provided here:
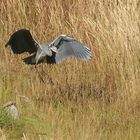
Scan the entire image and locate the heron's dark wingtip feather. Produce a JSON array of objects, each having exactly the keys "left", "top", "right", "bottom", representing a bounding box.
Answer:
[
  {"left": 5, "top": 41, "right": 9, "bottom": 47},
  {"left": 5, "top": 29, "right": 37, "bottom": 54}
]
